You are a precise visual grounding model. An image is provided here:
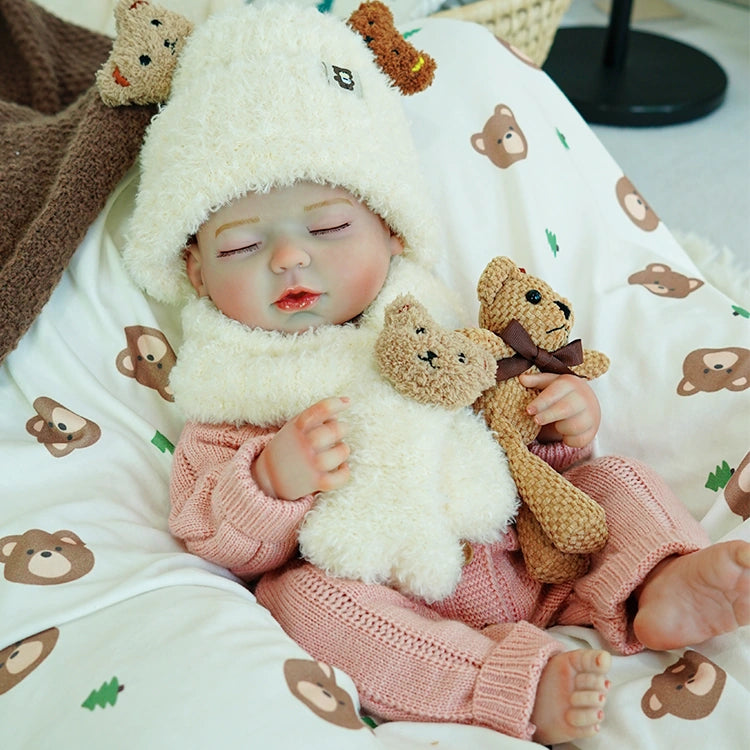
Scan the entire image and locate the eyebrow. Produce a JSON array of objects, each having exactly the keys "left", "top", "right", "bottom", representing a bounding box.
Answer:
[
  {"left": 214, "top": 198, "right": 353, "bottom": 237},
  {"left": 214, "top": 216, "right": 259, "bottom": 238},
  {"left": 303, "top": 198, "right": 353, "bottom": 212}
]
